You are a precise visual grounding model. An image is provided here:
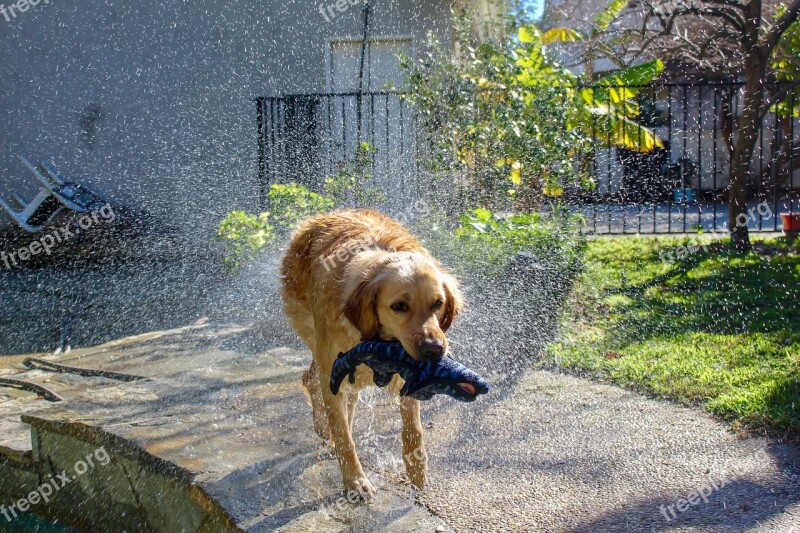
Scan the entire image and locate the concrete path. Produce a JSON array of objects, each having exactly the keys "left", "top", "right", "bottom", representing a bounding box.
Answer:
[
  {"left": 417, "top": 371, "right": 799, "bottom": 532},
  {"left": 0, "top": 322, "right": 797, "bottom": 532}
]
